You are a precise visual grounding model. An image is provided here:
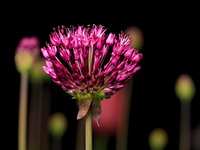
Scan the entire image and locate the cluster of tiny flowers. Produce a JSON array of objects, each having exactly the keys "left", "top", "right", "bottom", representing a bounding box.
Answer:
[{"left": 42, "top": 24, "right": 142, "bottom": 100}]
